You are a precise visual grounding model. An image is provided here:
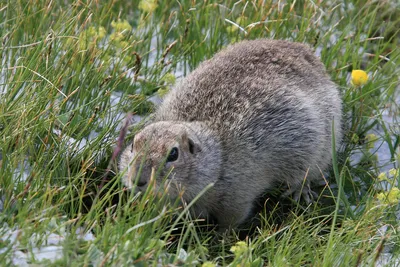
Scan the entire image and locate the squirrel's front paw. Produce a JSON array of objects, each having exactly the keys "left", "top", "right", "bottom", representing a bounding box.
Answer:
[{"left": 281, "top": 182, "right": 318, "bottom": 204}]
